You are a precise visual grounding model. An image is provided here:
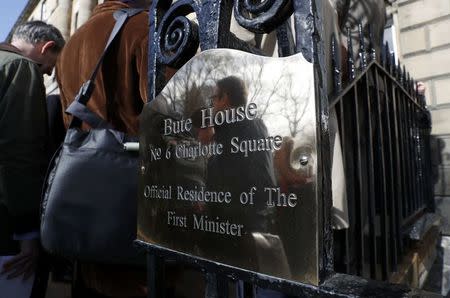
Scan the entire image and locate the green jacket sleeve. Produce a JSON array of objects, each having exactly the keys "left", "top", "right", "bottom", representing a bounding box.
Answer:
[{"left": 0, "top": 58, "right": 49, "bottom": 234}]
